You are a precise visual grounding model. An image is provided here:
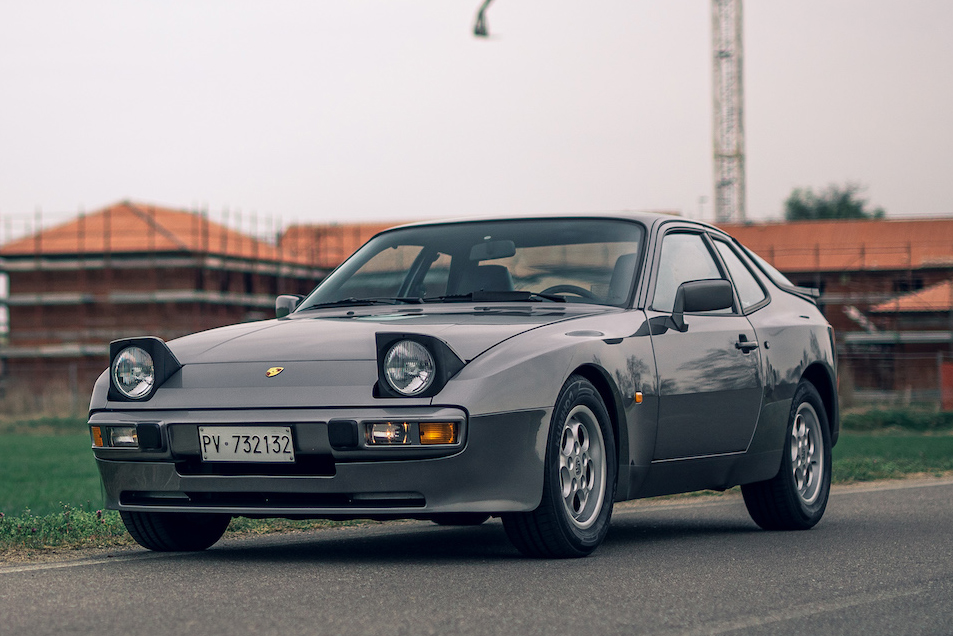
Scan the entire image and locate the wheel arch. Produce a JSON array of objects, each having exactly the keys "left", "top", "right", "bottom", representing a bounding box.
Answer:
[
  {"left": 571, "top": 363, "right": 630, "bottom": 494},
  {"left": 801, "top": 362, "right": 840, "bottom": 446}
]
